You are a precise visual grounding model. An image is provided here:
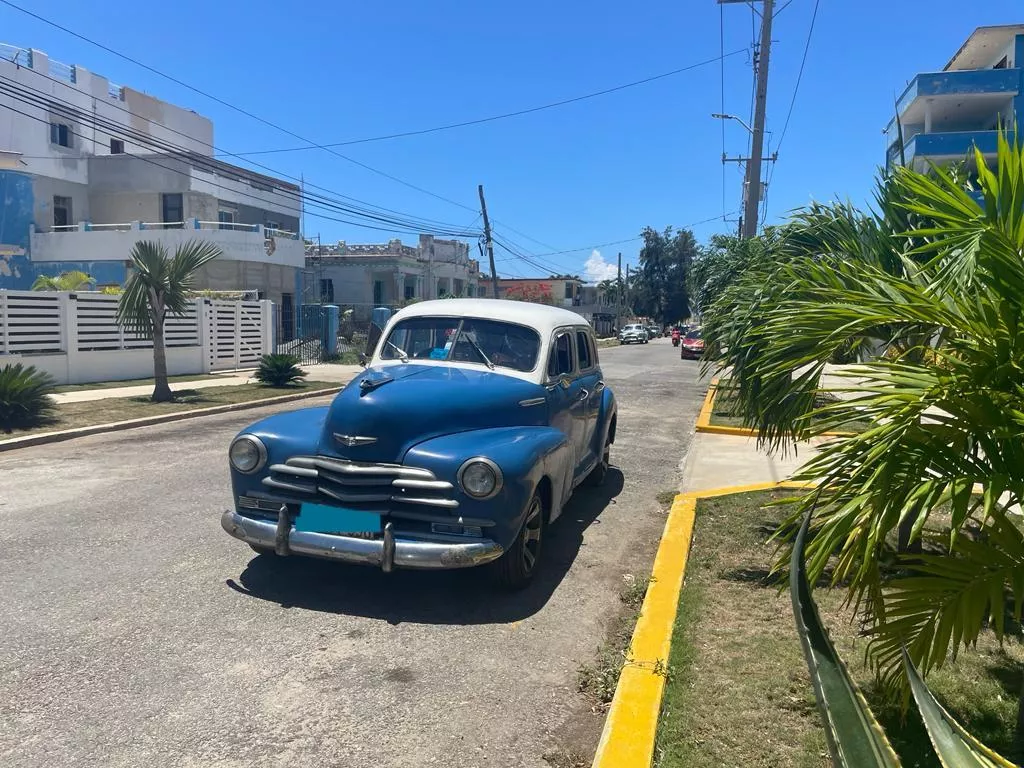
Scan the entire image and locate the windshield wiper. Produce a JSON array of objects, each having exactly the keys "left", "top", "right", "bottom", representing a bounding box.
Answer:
[
  {"left": 385, "top": 340, "right": 408, "bottom": 362},
  {"left": 461, "top": 332, "right": 495, "bottom": 370}
]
